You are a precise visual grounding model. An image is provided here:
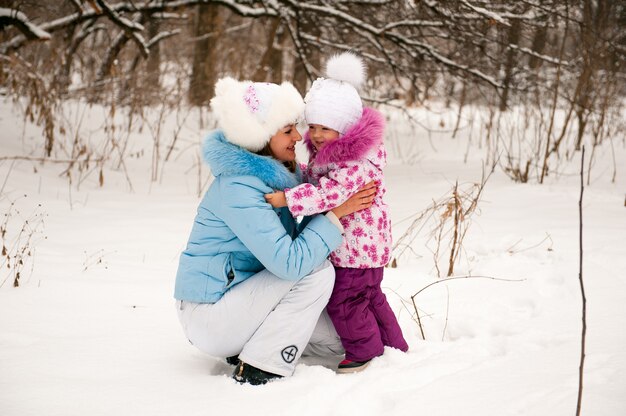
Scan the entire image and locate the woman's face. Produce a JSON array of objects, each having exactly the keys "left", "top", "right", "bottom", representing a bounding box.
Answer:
[{"left": 269, "top": 124, "right": 302, "bottom": 162}]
